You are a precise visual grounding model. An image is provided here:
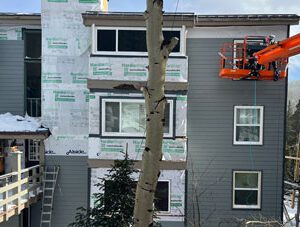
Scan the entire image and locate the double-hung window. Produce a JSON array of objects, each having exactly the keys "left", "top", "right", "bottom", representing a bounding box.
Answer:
[
  {"left": 101, "top": 98, "right": 174, "bottom": 138},
  {"left": 233, "top": 171, "right": 261, "bottom": 209},
  {"left": 234, "top": 106, "right": 263, "bottom": 145}
]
